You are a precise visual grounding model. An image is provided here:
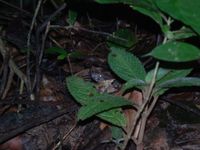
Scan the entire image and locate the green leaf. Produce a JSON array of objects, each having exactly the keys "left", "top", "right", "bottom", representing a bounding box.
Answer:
[
  {"left": 172, "top": 27, "right": 197, "bottom": 40},
  {"left": 148, "top": 41, "right": 200, "bottom": 62},
  {"left": 146, "top": 68, "right": 192, "bottom": 84},
  {"left": 157, "top": 77, "right": 200, "bottom": 88},
  {"left": 68, "top": 51, "right": 85, "bottom": 58},
  {"left": 156, "top": 69, "right": 192, "bottom": 85},
  {"left": 145, "top": 68, "right": 170, "bottom": 83},
  {"left": 66, "top": 76, "right": 99, "bottom": 105},
  {"left": 57, "top": 54, "right": 66, "bottom": 60},
  {"left": 78, "top": 94, "right": 133, "bottom": 120},
  {"left": 107, "top": 28, "right": 137, "bottom": 49},
  {"left": 153, "top": 69, "right": 192, "bottom": 96},
  {"left": 108, "top": 47, "right": 146, "bottom": 81},
  {"left": 66, "top": 76, "right": 129, "bottom": 127},
  {"left": 162, "top": 26, "right": 174, "bottom": 40},
  {"left": 153, "top": 88, "right": 168, "bottom": 96},
  {"left": 67, "top": 10, "right": 78, "bottom": 26},
  {"left": 45, "top": 47, "right": 84, "bottom": 60},
  {"left": 98, "top": 109, "right": 126, "bottom": 127},
  {"left": 122, "top": 79, "right": 146, "bottom": 93},
  {"left": 46, "top": 47, "right": 68, "bottom": 55},
  {"left": 156, "top": 0, "right": 200, "bottom": 35},
  {"left": 111, "top": 126, "right": 124, "bottom": 140}
]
